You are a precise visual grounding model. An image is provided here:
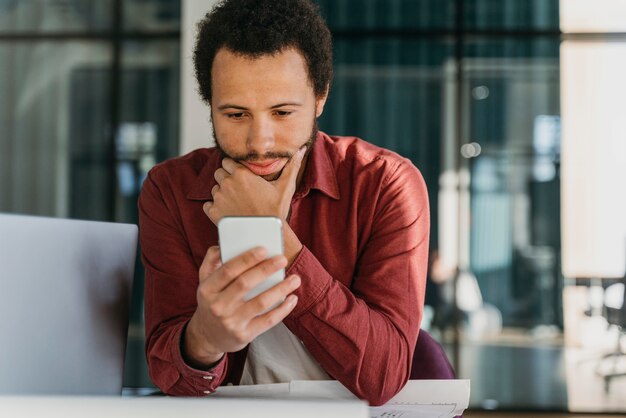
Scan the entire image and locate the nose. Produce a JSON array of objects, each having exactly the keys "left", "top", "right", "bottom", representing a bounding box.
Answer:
[{"left": 246, "top": 116, "right": 275, "bottom": 156}]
